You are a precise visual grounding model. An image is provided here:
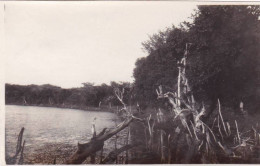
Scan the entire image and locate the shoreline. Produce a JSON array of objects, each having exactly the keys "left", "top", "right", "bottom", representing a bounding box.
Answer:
[
  {"left": 5, "top": 104, "right": 129, "bottom": 164},
  {"left": 5, "top": 103, "right": 117, "bottom": 113},
  {"left": 5, "top": 103, "right": 144, "bottom": 164}
]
